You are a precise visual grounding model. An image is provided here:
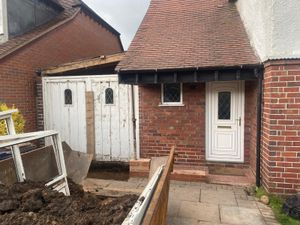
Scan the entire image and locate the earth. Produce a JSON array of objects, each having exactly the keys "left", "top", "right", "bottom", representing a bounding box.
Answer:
[{"left": 0, "top": 180, "right": 138, "bottom": 225}]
